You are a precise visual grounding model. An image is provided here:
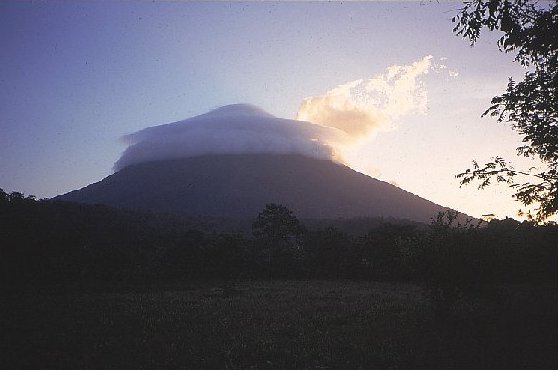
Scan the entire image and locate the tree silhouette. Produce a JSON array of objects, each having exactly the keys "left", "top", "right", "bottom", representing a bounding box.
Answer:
[
  {"left": 0, "top": 188, "right": 7, "bottom": 204},
  {"left": 252, "top": 203, "right": 306, "bottom": 277},
  {"left": 453, "top": 0, "right": 558, "bottom": 221}
]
